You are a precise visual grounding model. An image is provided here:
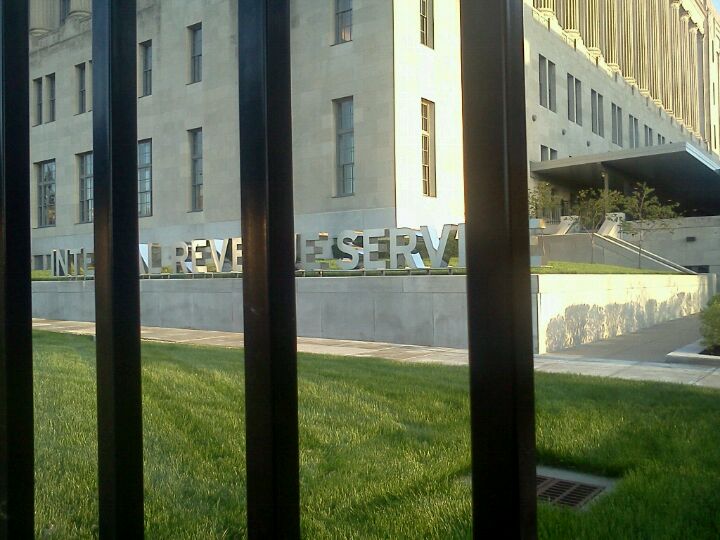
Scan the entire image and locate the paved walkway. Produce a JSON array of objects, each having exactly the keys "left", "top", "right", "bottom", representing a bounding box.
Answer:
[{"left": 31, "top": 317, "right": 720, "bottom": 390}]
